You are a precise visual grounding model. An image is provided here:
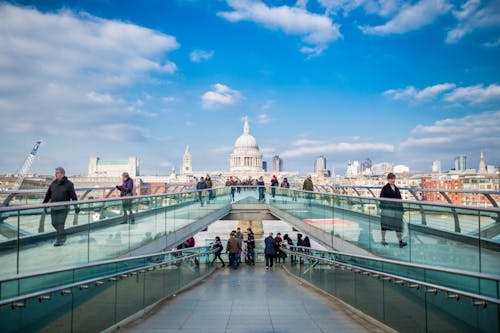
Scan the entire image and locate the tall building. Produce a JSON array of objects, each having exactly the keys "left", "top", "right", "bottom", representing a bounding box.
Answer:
[
  {"left": 181, "top": 145, "right": 193, "bottom": 175},
  {"left": 454, "top": 155, "right": 467, "bottom": 172},
  {"left": 346, "top": 160, "right": 360, "bottom": 177},
  {"left": 432, "top": 160, "right": 441, "bottom": 173},
  {"left": 88, "top": 157, "right": 139, "bottom": 177},
  {"left": 361, "top": 158, "right": 372, "bottom": 173},
  {"left": 262, "top": 161, "right": 267, "bottom": 172},
  {"left": 272, "top": 155, "right": 283, "bottom": 173},
  {"left": 478, "top": 152, "right": 487, "bottom": 174},
  {"left": 229, "top": 117, "right": 264, "bottom": 175},
  {"left": 314, "top": 156, "right": 327, "bottom": 175}
]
